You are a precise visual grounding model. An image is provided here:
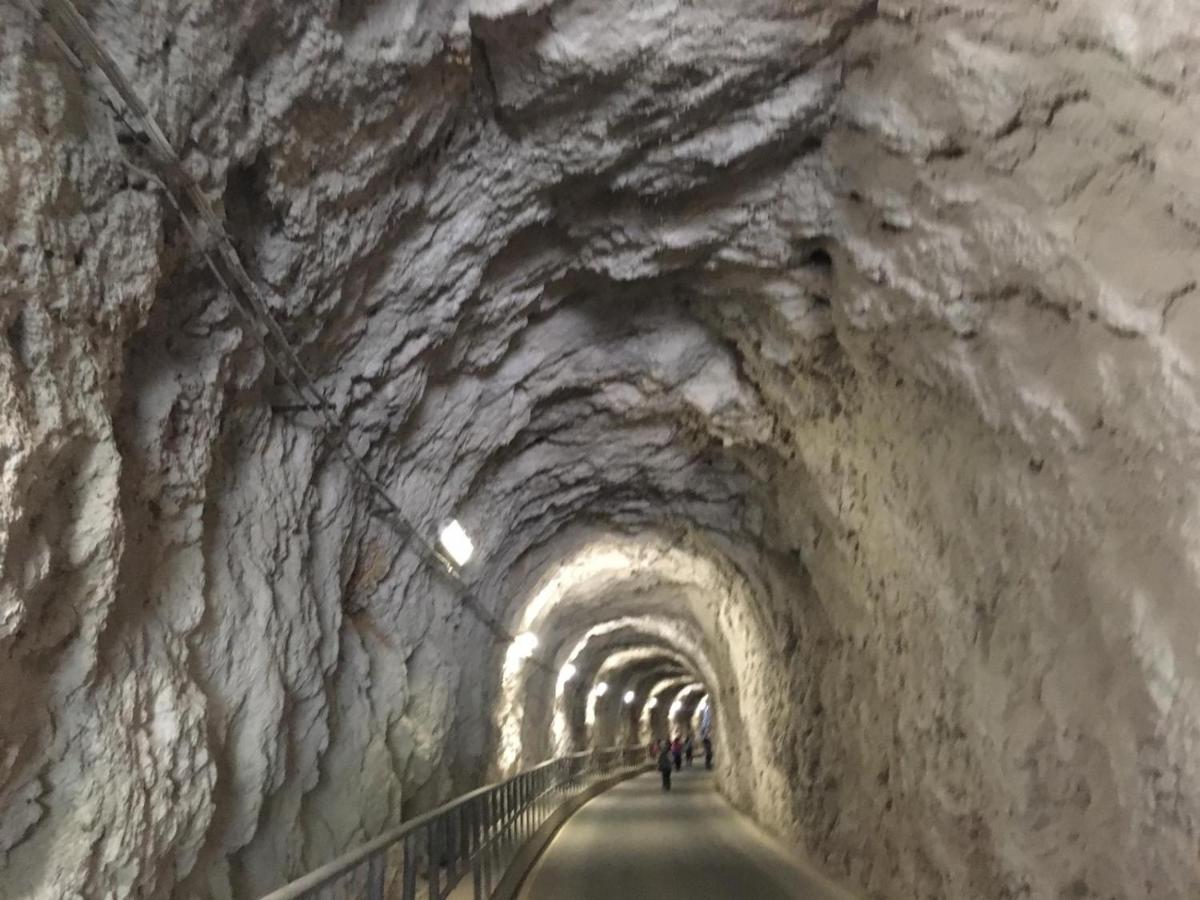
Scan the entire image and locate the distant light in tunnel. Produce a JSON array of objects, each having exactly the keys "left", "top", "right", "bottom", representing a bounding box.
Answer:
[
  {"left": 594, "top": 681, "right": 609, "bottom": 697},
  {"left": 560, "top": 663, "right": 577, "bottom": 682},
  {"left": 511, "top": 631, "right": 539, "bottom": 659},
  {"left": 646, "top": 697, "right": 658, "bottom": 709},
  {"left": 623, "top": 690, "right": 636, "bottom": 704},
  {"left": 438, "top": 519, "right": 474, "bottom": 566}
]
